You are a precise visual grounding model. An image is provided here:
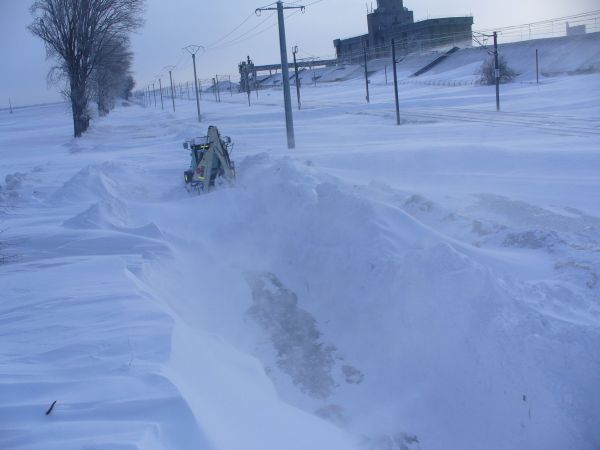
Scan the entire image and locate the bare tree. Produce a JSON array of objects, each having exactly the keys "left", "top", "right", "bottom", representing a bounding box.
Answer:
[
  {"left": 122, "top": 75, "right": 135, "bottom": 100},
  {"left": 480, "top": 55, "right": 517, "bottom": 85},
  {"left": 91, "top": 35, "right": 133, "bottom": 115},
  {"left": 29, "top": 0, "right": 145, "bottom": 137}
]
